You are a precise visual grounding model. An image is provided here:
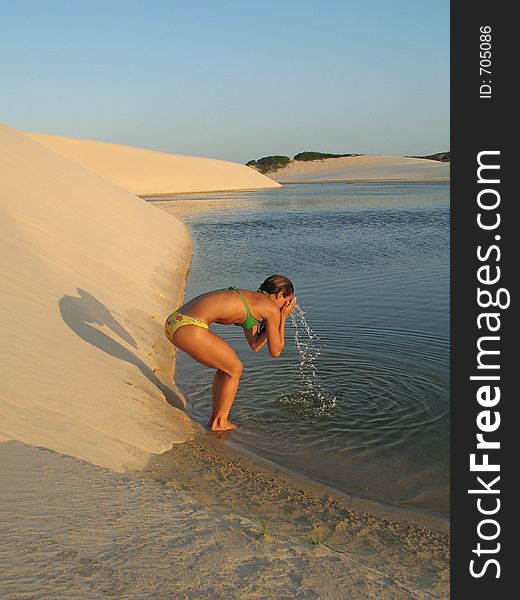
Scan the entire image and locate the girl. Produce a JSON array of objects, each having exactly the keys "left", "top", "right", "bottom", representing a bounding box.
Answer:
[{"left": 165, "top": 275, "right": 296, "bottom": 431}]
